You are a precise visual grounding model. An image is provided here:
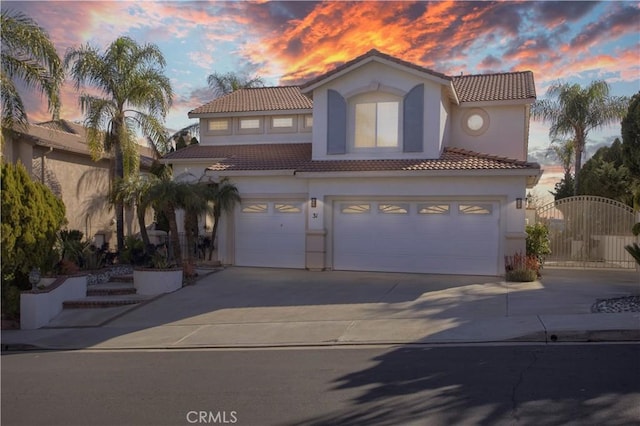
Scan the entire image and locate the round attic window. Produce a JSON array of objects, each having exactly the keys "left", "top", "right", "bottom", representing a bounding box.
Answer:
[{"left": 462, "top": 108, "right": 489, "bottom": 136}]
